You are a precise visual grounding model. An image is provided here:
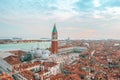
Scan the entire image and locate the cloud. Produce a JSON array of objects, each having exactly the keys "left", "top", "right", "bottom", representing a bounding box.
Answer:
[
  {"left": 0, "top": 0, "right": 79, "bottom": 22},
  {"left": 66, "top": 29, "right": 103, "bottom": 40},
  {"left": 78, "top": 29, "right": 101, "bottom": 39},
  {"left": 99, "top": 0, "right": 120, "bottom": 7},
  {"left": 74, "top": 0, "right": 94, "bottom": 11},
  {"left": 93, "top": 7, "right": 120, "bottom": 19},
  {"left": 93, "top": 10, "right": 104, "bottom": 19},
  {"left": 93, "top": 0, "right": 101, "bottom": 7},
  {"left": 0, "top": 0, "right": 120, "bottom": 39}
]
